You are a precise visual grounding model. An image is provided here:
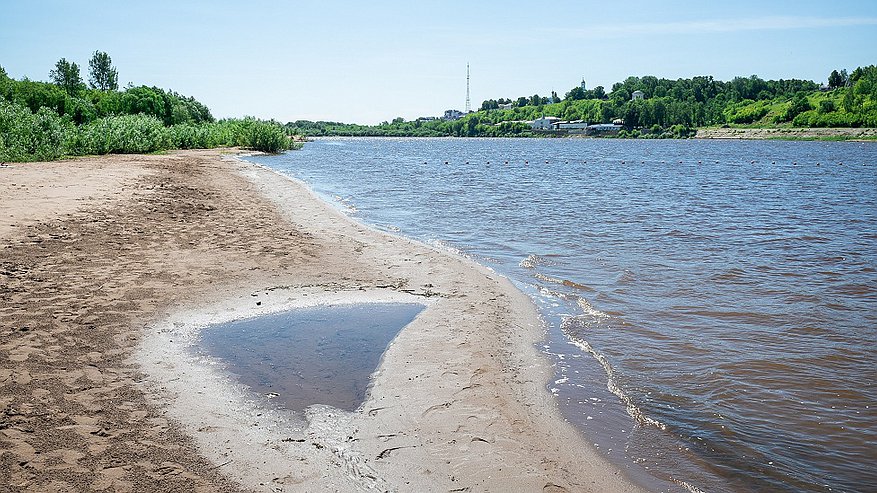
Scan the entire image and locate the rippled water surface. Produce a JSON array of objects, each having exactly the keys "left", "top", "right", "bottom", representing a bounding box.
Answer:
[{"left": 250, "top": 138, "right": 877, "bottom": 493}]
